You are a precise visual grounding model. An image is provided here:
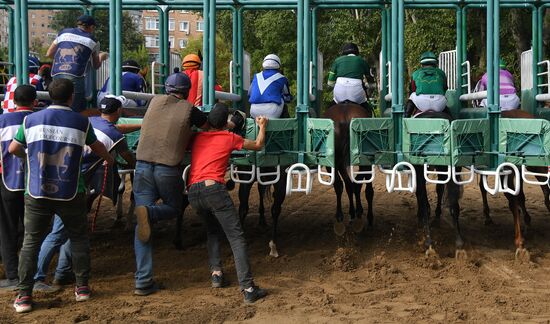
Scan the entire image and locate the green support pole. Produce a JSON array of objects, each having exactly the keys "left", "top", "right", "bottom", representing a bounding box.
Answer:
[
  {"left": 207, "top": 0, "right": 216, "bottom": 107},
  {"left": 311, "top": 7, "right": 319, "bottom": 116},
  {"left": 297, "top": 0, "right": 310, "bottom": 161},
  {"left": 7, "top": 7, "right": 14, "bottom": 76},
  {"left": 237, "top": 8, "right": 245, "bottom": 112},
  {"left": 202, "top": 0, "right": 210, "bottom": 110},
  {"left": 159, "top": 7, "right": 167, "bottom": 94},
  {"left": 456, "top": 7, "right": 463, "bottom": 113},
  {"left": 391, "top": 0, "right": 405, "bottom": 163},
  {"left": 380, "top": 7, "right": 388, "bottom": 115},
  {"left": 115, "top": 0, "right": 122, "bottom": 95},
  {"left": 531, "top": 7, "right": 538, "bottom": 116},
  {"left": 14, "top": 0, "right": 22, "bottom": 83},
  {"left": 297, "top": 0, "right": 304, "bottom": 114},
  {"left": 163, "top": 8, "right": 170, "bottom": 84},
  {"left": 87, "top": 7, "right": 97, "bottom": 106},
  {"left": 231, "top": 7, "right": 241, "bottom": 110},
  {"left": 462, "top": 6, "right": 467, "bottom": 66},
  {"left": 488, "top": 0, "right": 501, "bottom": 169},
  {"left": 109, "top": 0, "right": 116, "bottom": 94},
  {"left": 20, "top": 0, "right": 29, "bottom": 85}
]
